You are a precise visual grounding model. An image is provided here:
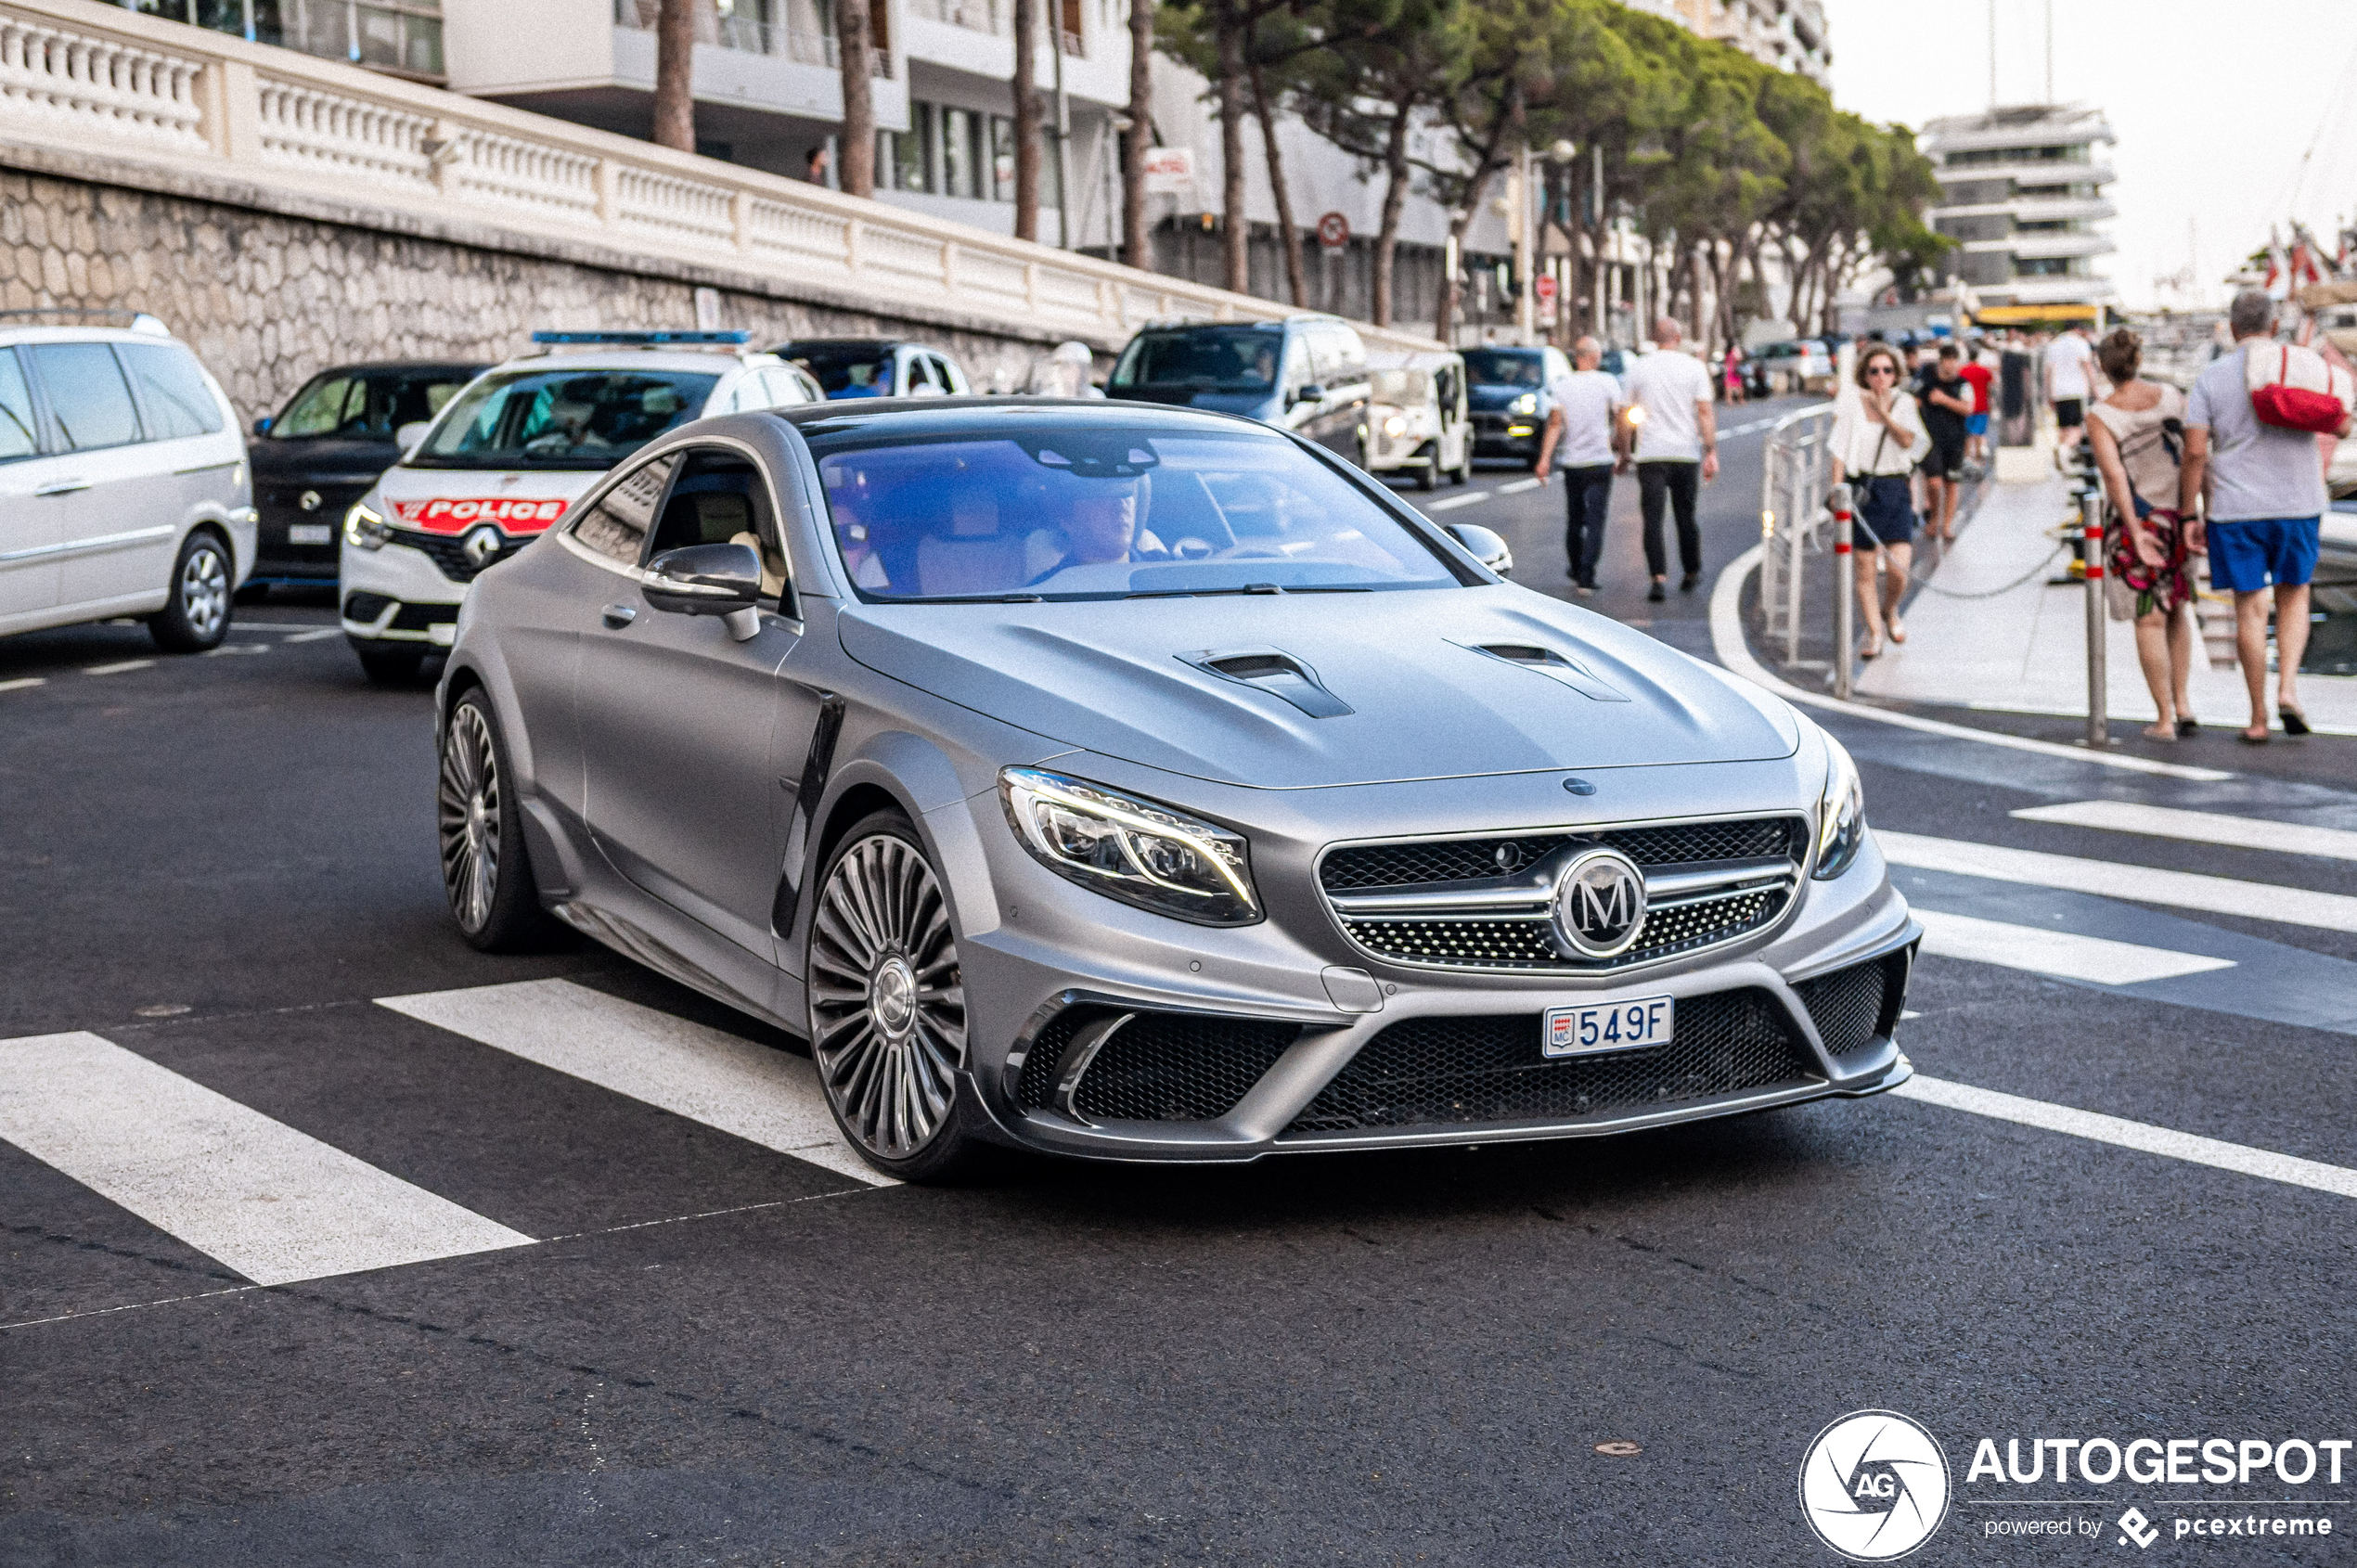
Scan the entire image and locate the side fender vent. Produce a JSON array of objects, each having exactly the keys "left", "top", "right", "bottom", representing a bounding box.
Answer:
[
  {"left": 1179, "top": 648, "right": 1355, "bottom": 718},
  {"left": 1458, "top": 641, "right": 1630, "bottom": 702}
]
